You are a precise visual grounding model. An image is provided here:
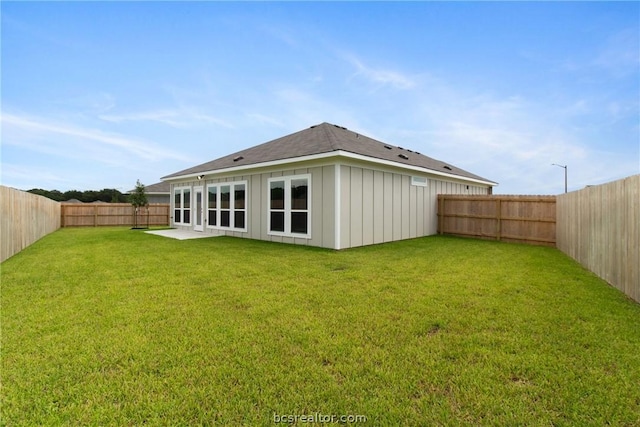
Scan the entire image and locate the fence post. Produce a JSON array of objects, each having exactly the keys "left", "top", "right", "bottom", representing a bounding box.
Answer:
[
  {"left": 438, "top": 196, "right": 443, "bottom": 235},
  {"left": 496, "top": 198, "right": 501, "bottom": 241}
]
